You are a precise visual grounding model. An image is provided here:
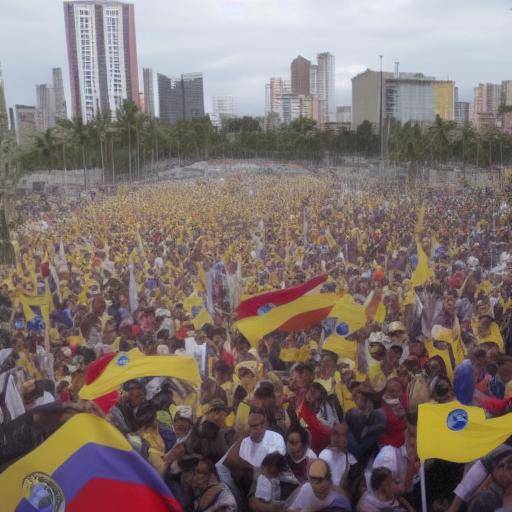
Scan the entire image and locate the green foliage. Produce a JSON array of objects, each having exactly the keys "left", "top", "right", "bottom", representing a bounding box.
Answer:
[{"left": 11, "top": 104, "right": 512, "bottom": 181}]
